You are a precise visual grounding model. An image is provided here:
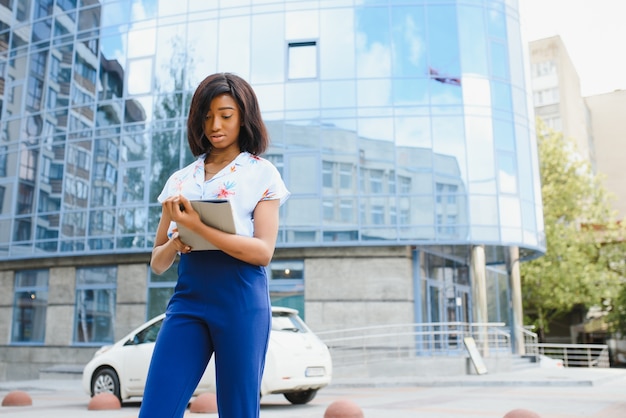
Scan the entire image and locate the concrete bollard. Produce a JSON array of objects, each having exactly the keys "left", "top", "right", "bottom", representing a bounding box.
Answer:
[
  {"left": 503, "top": 408, "right": 542, "bottom": 418},
  {"left": 189, "top": 392, "right": 218, "bottom": 413},
  {"left": 87, "top": 393, "right": 121, "bottom": 410},
  {"left": 1, "top": 390, "right": 33, "bottom": 407},
  {"left": 324, "top": 399, "right": 364, "bottom": 418}
]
